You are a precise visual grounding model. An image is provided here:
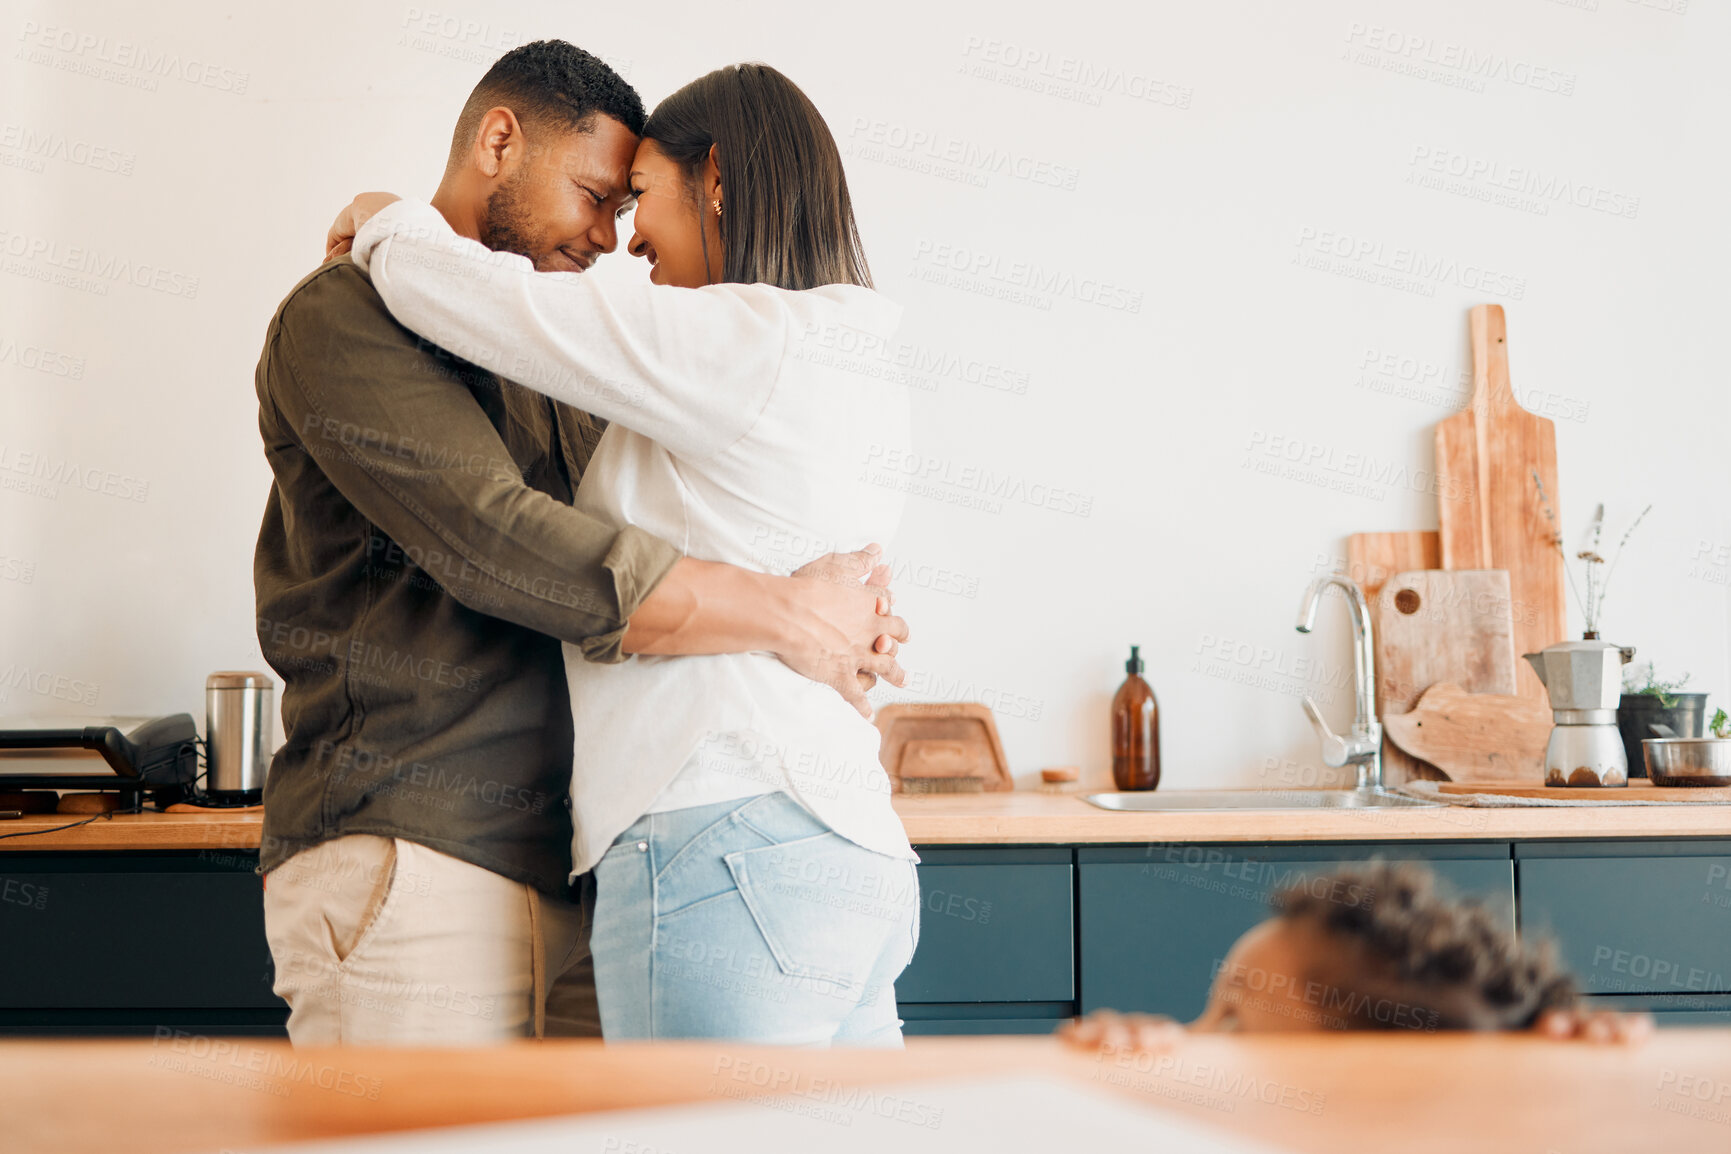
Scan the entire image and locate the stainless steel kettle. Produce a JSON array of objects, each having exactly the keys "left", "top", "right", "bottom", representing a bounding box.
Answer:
[{"left": 205, "top": 671, "right": 274, "bottom": 803}]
